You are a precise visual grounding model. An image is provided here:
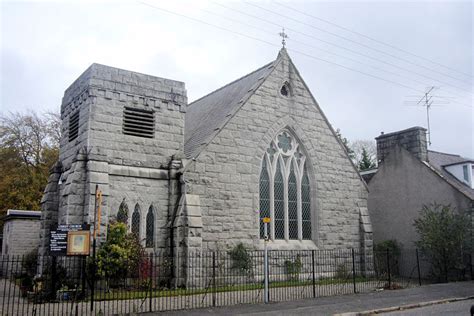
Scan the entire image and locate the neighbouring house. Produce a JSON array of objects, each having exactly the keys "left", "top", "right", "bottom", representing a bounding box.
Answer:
[
  {"left": 1, "top": 210, "right": 41, "bottom": 257},
  {"left": 38, "top": 48, "right": 372, "bottom": 282},
  {"left": 366, "top": 126, "right": 474, "bottom": 248}
]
